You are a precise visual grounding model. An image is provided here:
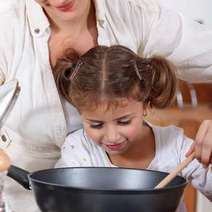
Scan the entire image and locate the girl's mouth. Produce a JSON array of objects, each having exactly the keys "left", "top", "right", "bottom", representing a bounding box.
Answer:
[{"left": 106, "top": 141, "right": 126, "bottom": 151}]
